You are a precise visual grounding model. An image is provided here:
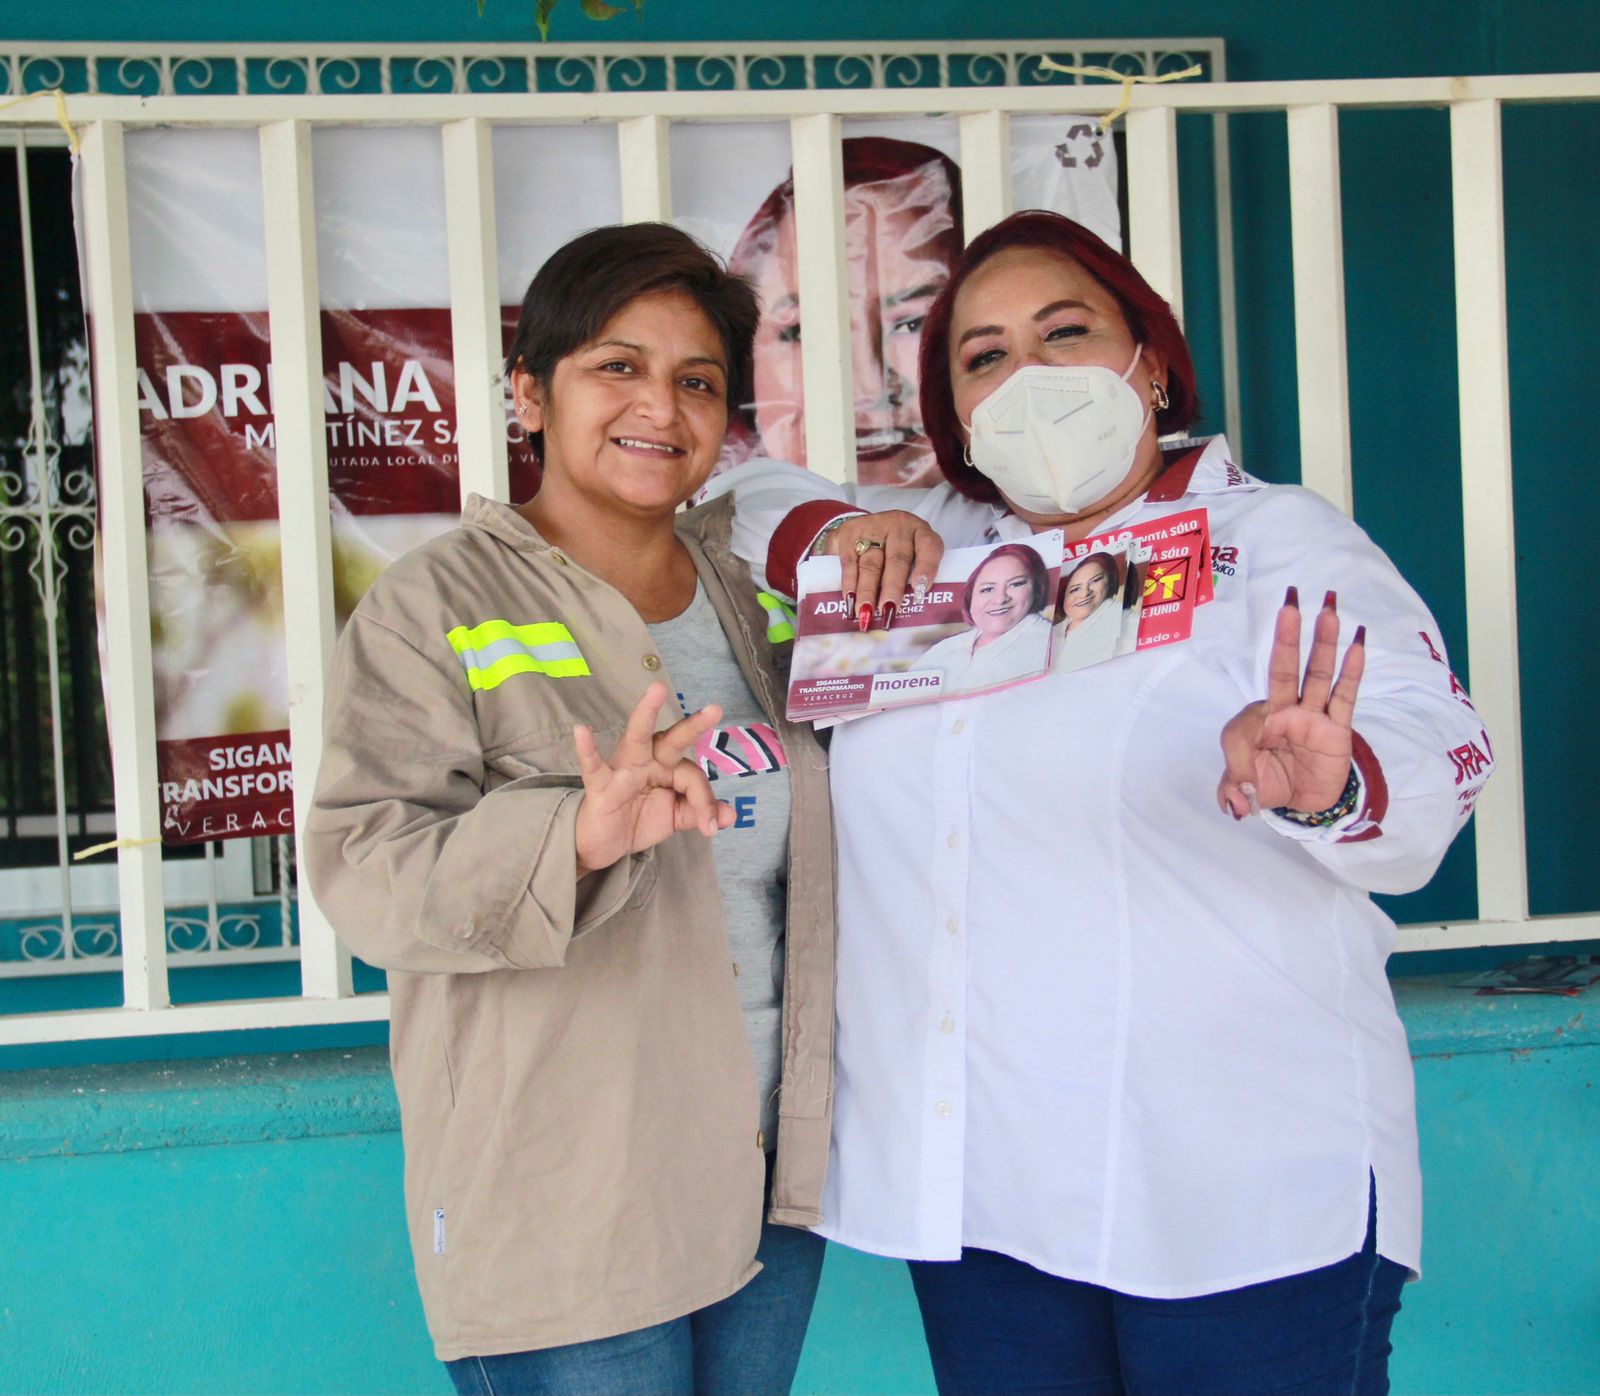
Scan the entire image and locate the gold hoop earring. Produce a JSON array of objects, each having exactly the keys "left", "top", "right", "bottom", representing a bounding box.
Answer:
[{"left": 1151, "top": 382, "right": 1170, "bottom": 413}]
